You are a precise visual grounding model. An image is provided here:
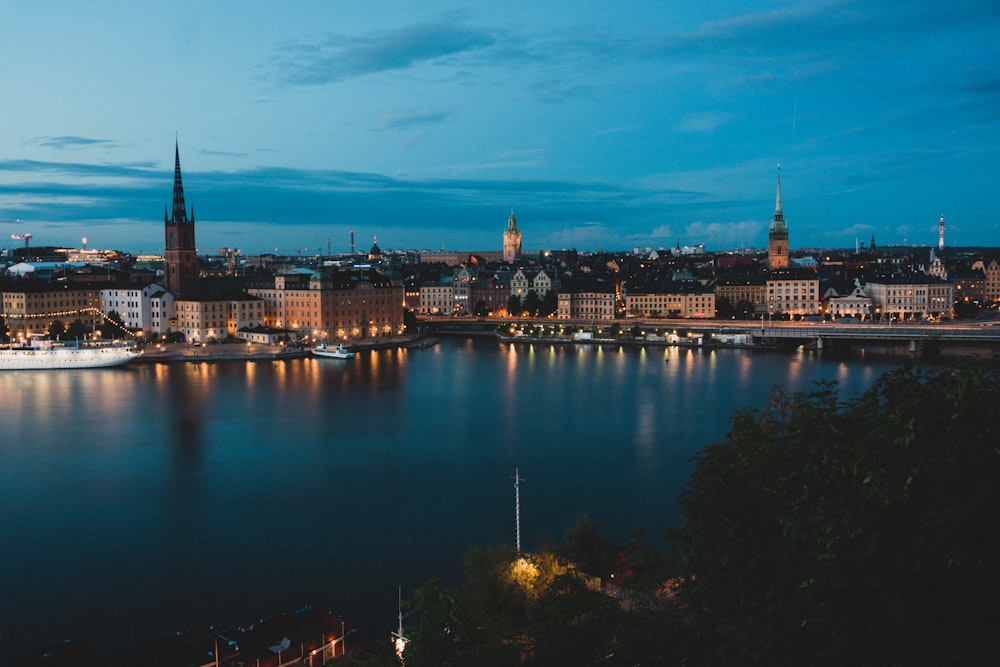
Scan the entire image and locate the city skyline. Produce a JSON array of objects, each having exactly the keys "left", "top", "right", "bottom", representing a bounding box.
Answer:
[{"left": 1, "top": 1, "right": 998, "bottom": 255}]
